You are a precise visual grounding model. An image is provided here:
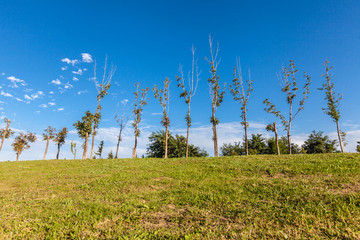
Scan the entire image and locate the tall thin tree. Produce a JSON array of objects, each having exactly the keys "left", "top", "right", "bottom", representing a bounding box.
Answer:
[
  {"left": 319, "top": 60, "right": 345, "bottom": 153},
  {"left": 12, "top": 132, "right": 36, "bottom": 161},
  {"left": 95, "top": 140, "right": 104, "bottom": 159},
  {"left": 176, "top": 45, "right": 200, "bottom": 158},
  {"left": 206, "top": 35, "right": 225, "bottom": 157},
  {"left": 42, "top": 126, "right": 56, "bottom": 160},
  {"left": 229, "top": 58, "right": 254, "bottom": 155},
  {"left": 70, "top": 141, "right": 77, "bottom": 160},
  {"left": 153, "top": 78, "right": 171, "bottom": 158},
  {"left": 132, "top": 83, "right": 149, "bottom": 158},
  {"left": 114, "top": 101, "right": 129, "bottom": 159},
  {"left": 53, "top": 127, "right": 68, "bottom": 160},
  {"left": 74, "top": 111, "right": 94, "bottom": 159},
  {"left": 90, "top": 57, "right": 116, "bottom": 159},
  {"left": 263, "top": 60, "right": 311, "bottom": 154},
  {"left": 0, "top": 118, "right": 14, "bottom": 152}
]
